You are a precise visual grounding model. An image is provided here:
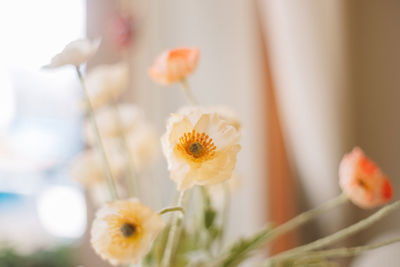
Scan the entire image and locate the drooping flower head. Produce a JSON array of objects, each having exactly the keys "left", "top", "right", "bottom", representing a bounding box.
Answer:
[
  {"left": 162, "top": 107, "right": 241, "bottom": 190},
  {"left": 148, "top": 47, "right": 199, "bottom": 85},
  {"left": 339, "top": 147, "right": 393, "bottom": 209},
  {"left": 91, "top": 199, "right": 164, "bottom": 265},
  {"left": 44, "top": 38, "right": 100, "bottom": 68},
  {"left": 85, "top": 63, "right": 129, "bottom": 108}
]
